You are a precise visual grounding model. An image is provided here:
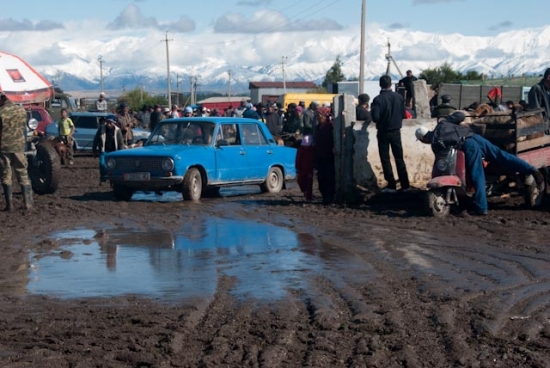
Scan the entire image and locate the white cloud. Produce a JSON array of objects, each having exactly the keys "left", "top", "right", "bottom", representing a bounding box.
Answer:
[
  {"left": 213, "top": 10, "right": 342, "bottom": 34},
  {"left": 107, "top": 4, "right": 195, "bottom": 33},
  {"left": 0, "top": 18, "right": 64, "bottom": 31}
]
